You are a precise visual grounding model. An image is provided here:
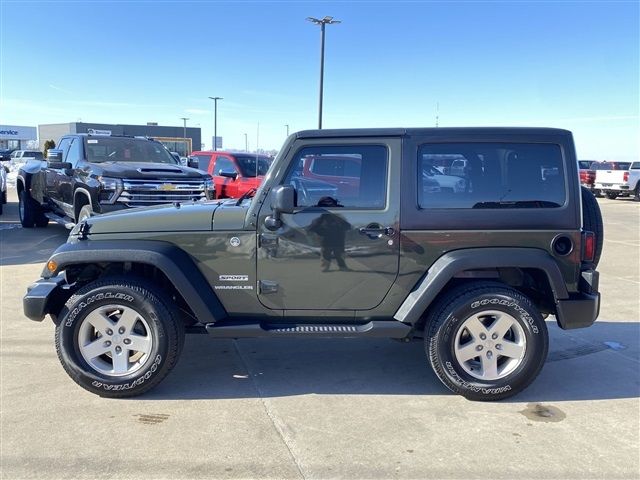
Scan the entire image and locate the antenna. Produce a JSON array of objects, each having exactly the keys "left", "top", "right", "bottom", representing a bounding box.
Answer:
[{"left": 436, "top": 102, "right": 440, "bottom": 128}]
